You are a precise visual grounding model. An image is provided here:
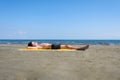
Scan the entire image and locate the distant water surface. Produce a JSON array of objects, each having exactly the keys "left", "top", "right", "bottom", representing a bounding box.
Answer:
[{"left": 0, "top": 39, "right": 120, "bottom": 45}]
